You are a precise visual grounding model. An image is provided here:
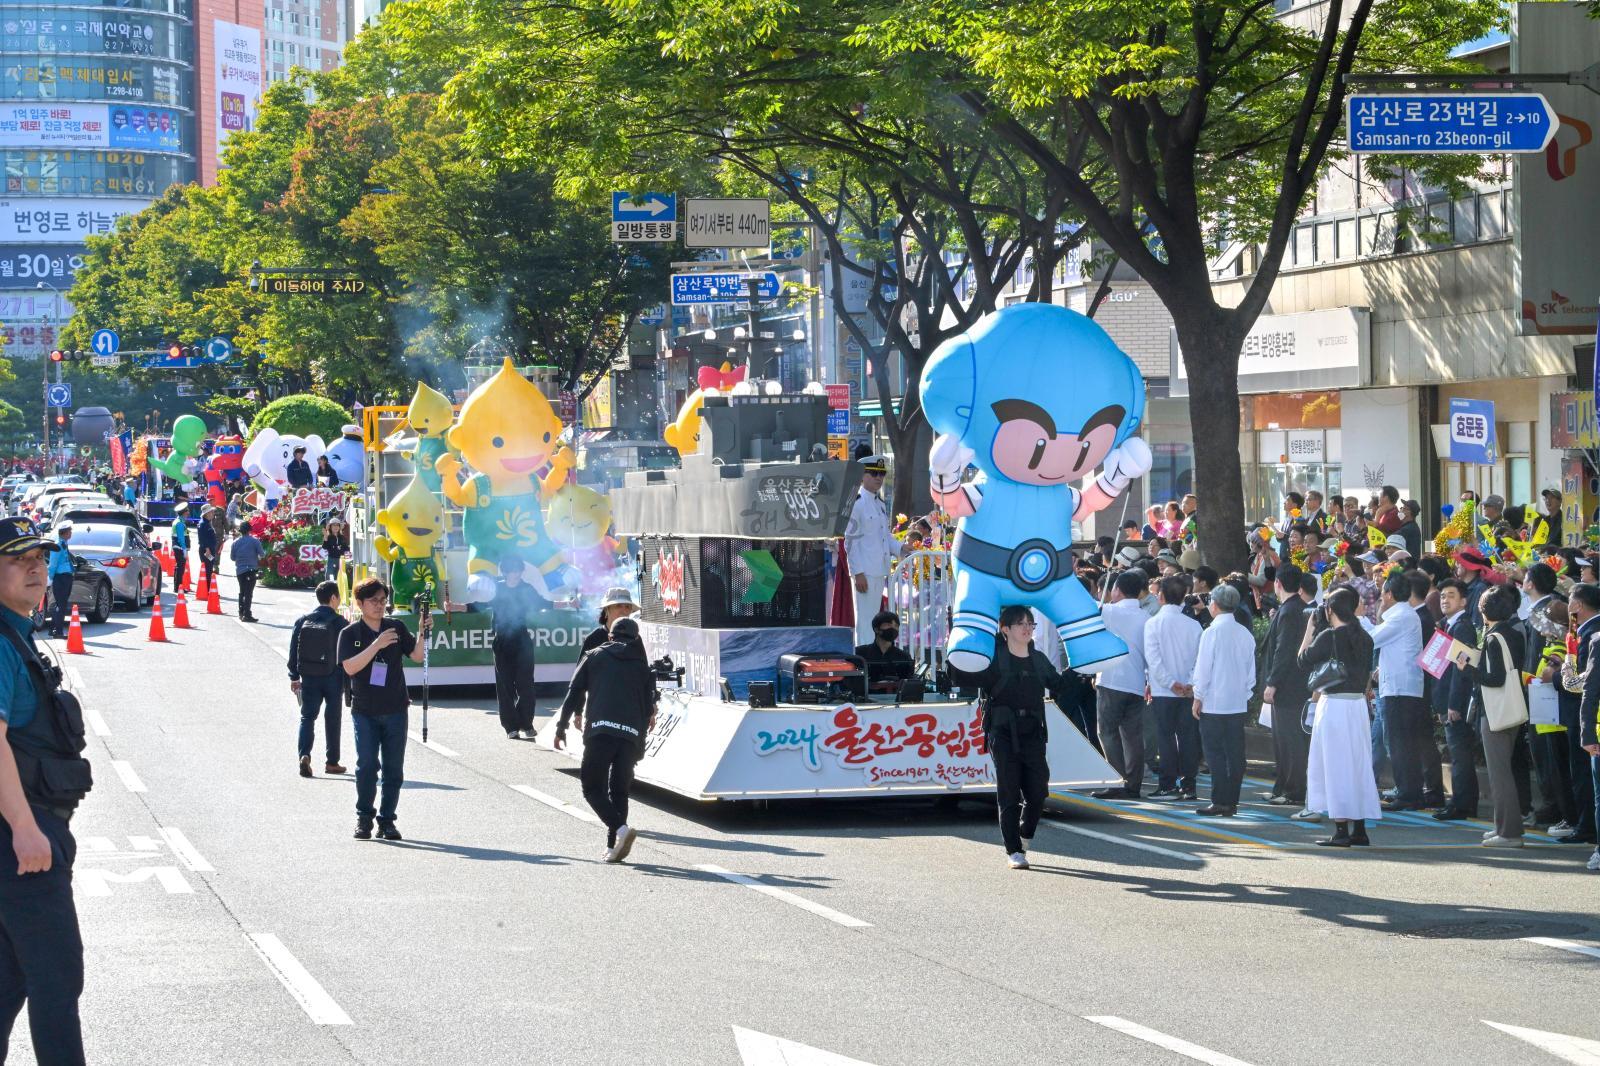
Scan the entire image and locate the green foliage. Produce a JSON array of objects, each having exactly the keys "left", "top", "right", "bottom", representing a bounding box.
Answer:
[
  {"left": 200, "top": 396, "right": 261, "bottom": 430},
  {"left": 251, "top": 394, "right": 353, "bottom": 442}
]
